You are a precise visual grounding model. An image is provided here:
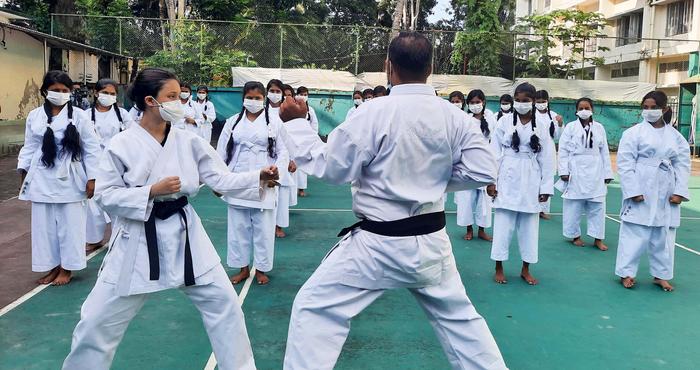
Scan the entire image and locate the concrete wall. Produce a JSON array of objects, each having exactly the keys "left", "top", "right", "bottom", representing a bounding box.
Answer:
[{"left": 0, "top": 27, "right": 45, "bottom": 121}]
